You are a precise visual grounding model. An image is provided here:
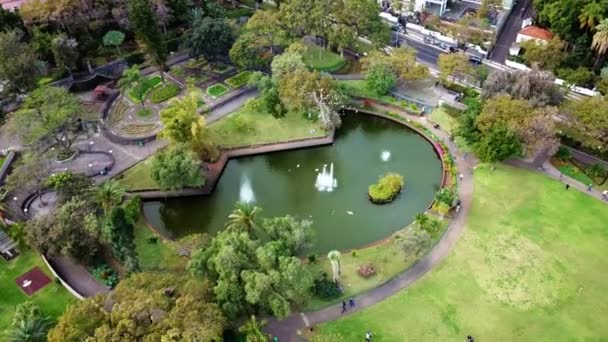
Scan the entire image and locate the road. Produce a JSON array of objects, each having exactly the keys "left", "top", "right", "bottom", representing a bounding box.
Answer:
[{"left": 489, "top": 0, "right": 533, "bottom": 63}]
